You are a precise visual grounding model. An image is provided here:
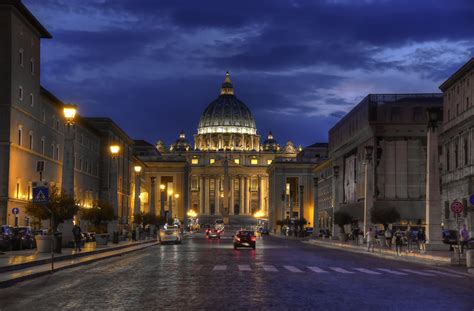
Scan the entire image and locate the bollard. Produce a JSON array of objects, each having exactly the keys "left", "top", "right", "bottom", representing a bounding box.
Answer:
[{"left": 466, "top": 250, "right": 474, "bottom": 268}]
